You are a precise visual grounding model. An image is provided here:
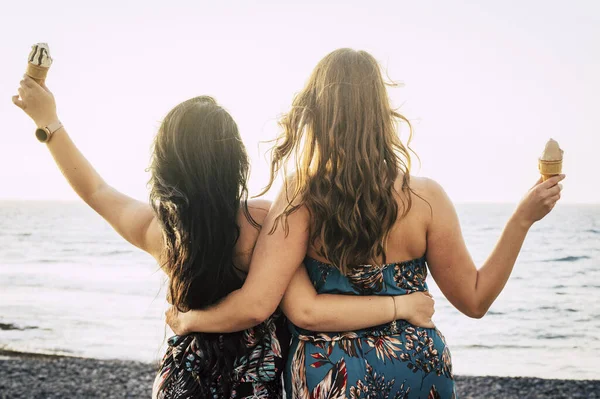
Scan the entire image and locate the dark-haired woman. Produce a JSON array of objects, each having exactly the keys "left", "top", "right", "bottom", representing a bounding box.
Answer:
[
  {"left": 13, "top": 76, "right": 436, "bottom": 398},
  {"left": 166, "top": 48, "right": 565, "bottom": 398}
]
